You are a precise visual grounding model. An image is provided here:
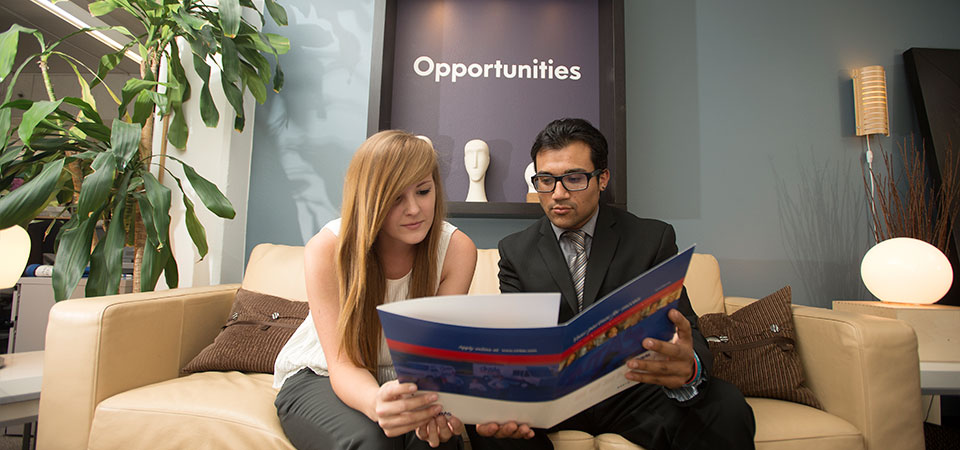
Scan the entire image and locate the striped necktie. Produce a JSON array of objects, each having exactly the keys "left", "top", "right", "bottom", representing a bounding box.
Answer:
[{"left": 562, "top": 230, "right": 587, "bottom": 312}]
